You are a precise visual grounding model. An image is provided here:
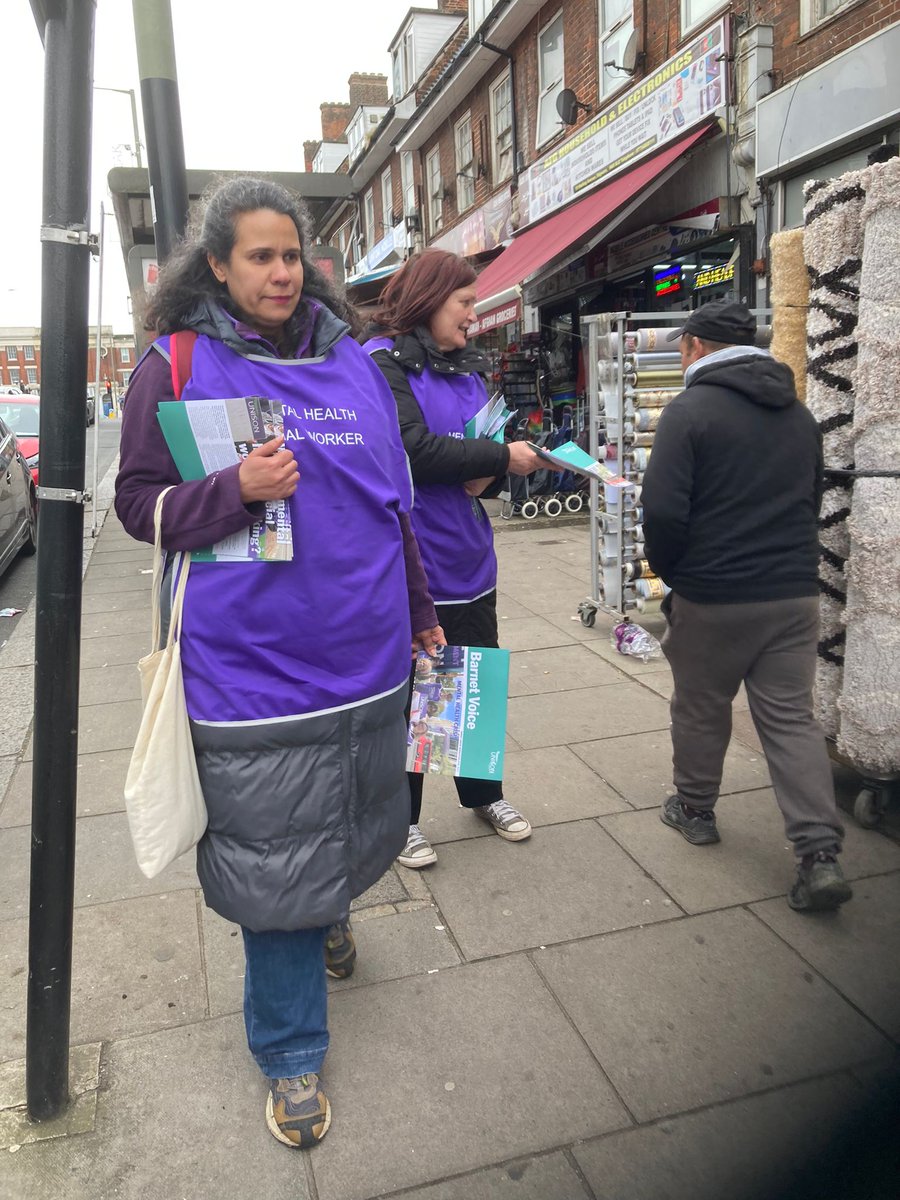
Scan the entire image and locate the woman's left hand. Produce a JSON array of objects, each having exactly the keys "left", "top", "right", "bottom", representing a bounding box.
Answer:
[{"left": 412, "top": 625, "right": 446, "bottom": 657}]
